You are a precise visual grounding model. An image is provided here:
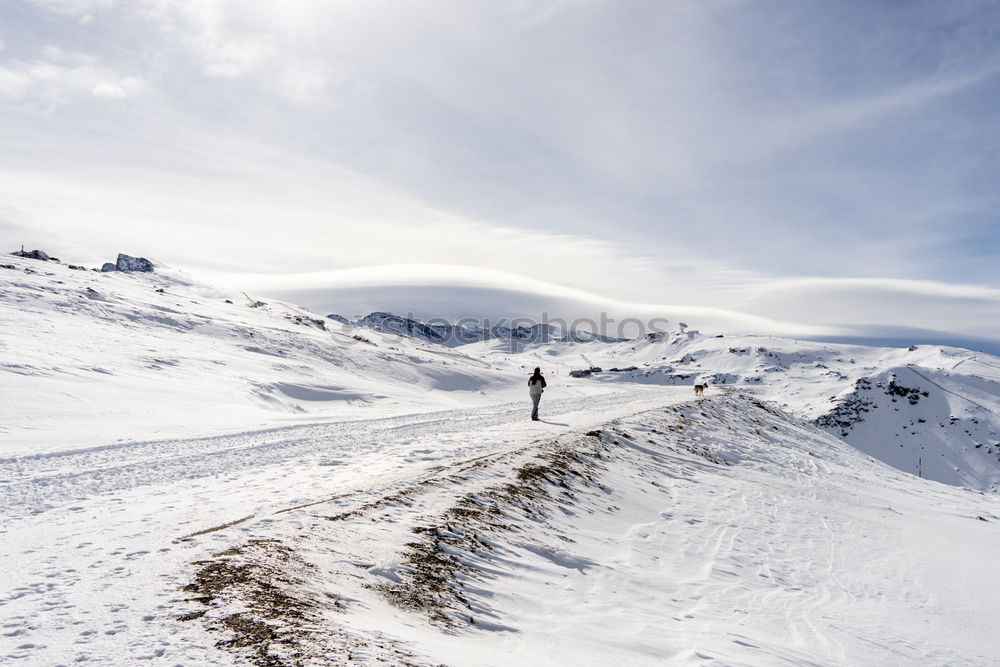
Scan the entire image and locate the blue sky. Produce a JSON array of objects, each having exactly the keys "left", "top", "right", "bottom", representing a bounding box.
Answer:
[{"left": 1, "top": 0, "right": 999, "bottom": 344}]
